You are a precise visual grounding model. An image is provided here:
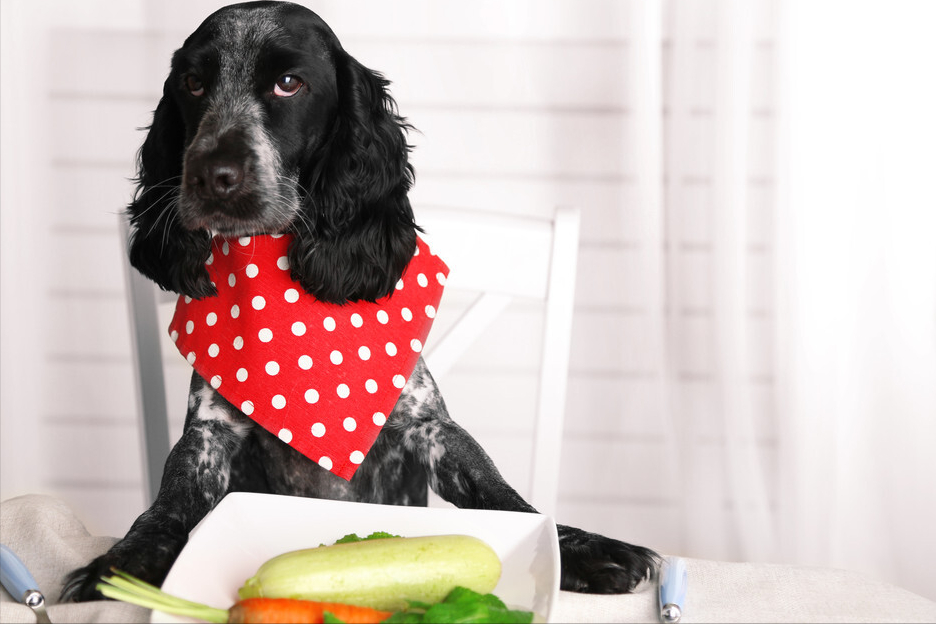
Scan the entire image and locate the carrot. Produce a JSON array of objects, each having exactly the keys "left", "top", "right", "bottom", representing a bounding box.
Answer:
[
  {"left": 96, "top": 569, "right": 392, "bottom": 623},
  {"left": 230, "top": 598, "right": 391, "bottom": 623}
]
